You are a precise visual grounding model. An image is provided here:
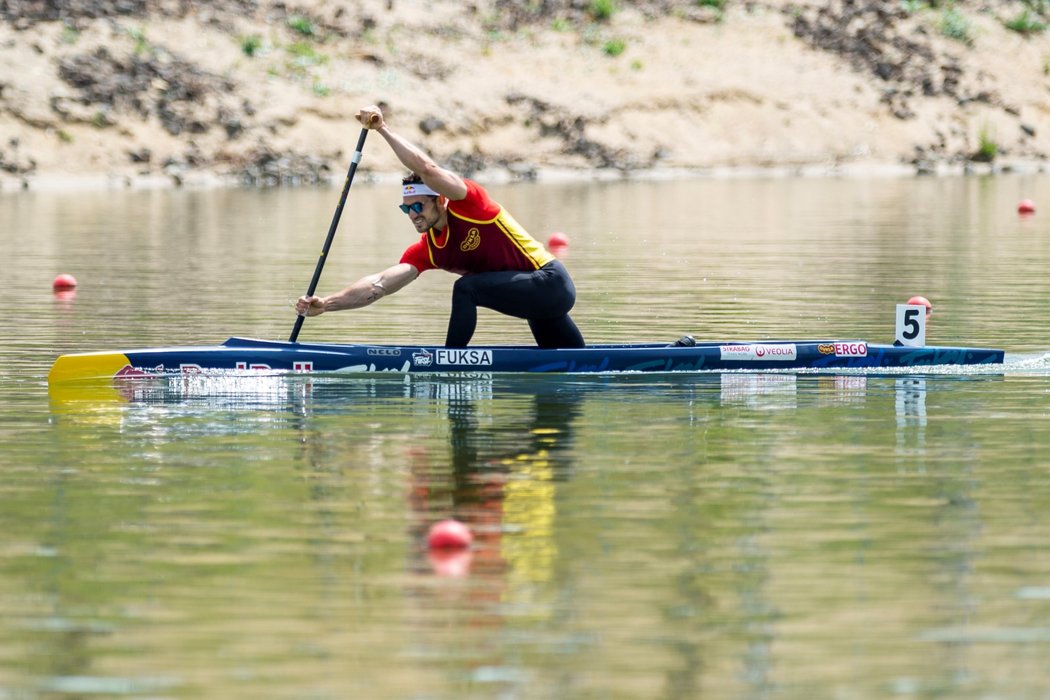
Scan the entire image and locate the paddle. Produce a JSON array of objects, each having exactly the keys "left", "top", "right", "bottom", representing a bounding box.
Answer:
[{"left": 289, "top": 127, "right": 369, "bottom": 342}]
